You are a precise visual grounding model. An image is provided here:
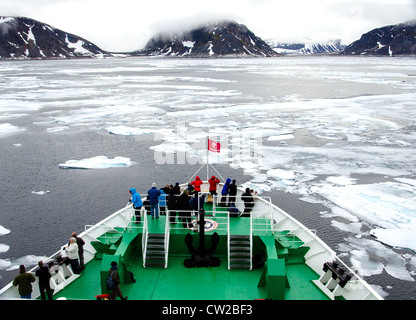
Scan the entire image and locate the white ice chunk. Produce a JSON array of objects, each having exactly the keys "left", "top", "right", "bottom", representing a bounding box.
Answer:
[
  {"left": 5, "top": 255, "right": 49, "bottom": 271},
  {"left": 0, "top": 123, "right": 25, "bottom": 136},
  {"left": 331, "top": 220, "right": 362, "bottom": 234},
  {"left": 59, "top": 156, "right": 136, "bottom": 169},
  {"left": 342, "top": 237, "right": 415, "bottom": 281},
  {"left": 31, "top": 190, "right": 50, "bottom": 195},
  {"left": 0, "top": 225, "right": 11, "bottom": 236},
  {"left": 326, "top": 176, "right": 357, "bottom": 186},
  {"left": 370, "top": 228, "right": 416, "bottom": 252},
  {"left": 46, "top": 126, "right": 70, "bottom": 133},
  {"left": 267, "top": 169, "right": 296, "bottom": 180},
  {"left": 107, "top": 125, "right": 155, "bottom": 136},
  {"left": 0, "top": 259, "right": 11, "bottom": 270},
  {"left": 394, "top": 177, "right": 416, "bottom": 186},
  {"left": 311, "top": 182, "right": 416, "bottom": 230},
  {"left": 268, "top": 134, "right": 295, "bottom": 141},
  {"left": 0, "top": 243, "right": 10, "bottom": 253}
]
